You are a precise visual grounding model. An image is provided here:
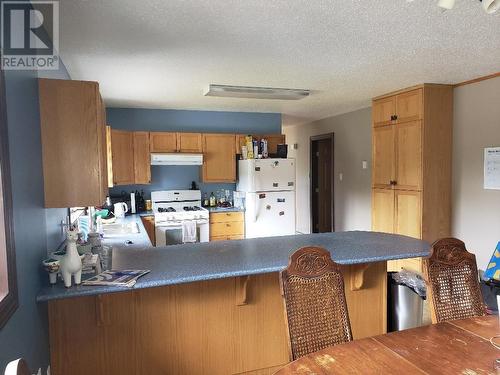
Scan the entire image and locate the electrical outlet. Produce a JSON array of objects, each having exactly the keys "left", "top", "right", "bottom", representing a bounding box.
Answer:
[
  {"left": 362, "top": 160, "right": 368, "bottom": 169},
  {"left": 339, "top": 173, "right": 343, "bottom": 181}
]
